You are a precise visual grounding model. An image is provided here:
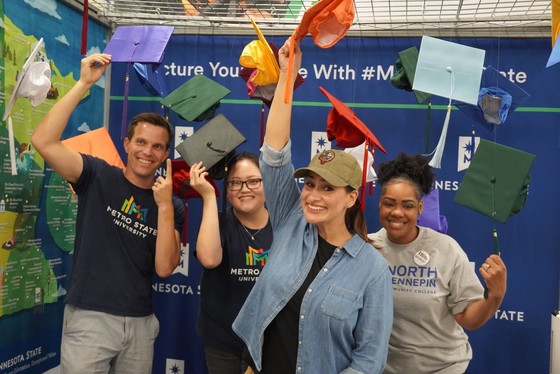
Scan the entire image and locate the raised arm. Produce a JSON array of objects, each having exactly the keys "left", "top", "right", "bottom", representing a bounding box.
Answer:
[
  {"left": 454, "top": 254, "right": 507, "bottom": 330},
  {"left": 189, "top": 162, "right": 223, "bottom": 269},
  {"left": 31, "top": 53, "right": 112, "bottom": 183},
  {"left": 264, "top": 38, "right": 302, "bottom": 151}
]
